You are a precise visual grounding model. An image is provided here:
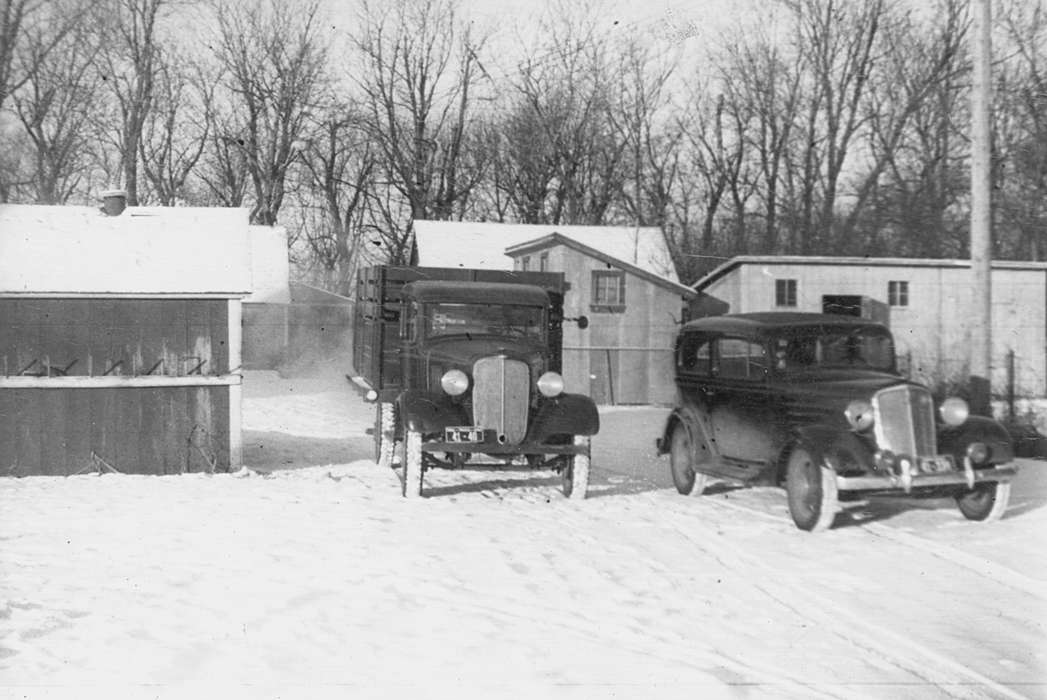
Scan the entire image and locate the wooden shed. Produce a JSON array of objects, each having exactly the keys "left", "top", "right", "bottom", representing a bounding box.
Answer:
[{"left": 0, "top": 203, "right": 252, "bottom": 476}]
